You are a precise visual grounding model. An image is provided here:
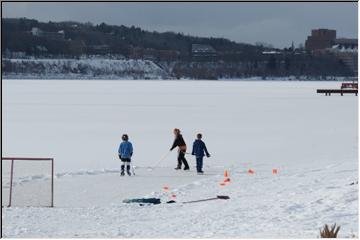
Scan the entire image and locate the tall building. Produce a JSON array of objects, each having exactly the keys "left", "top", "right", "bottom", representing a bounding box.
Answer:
[{"left": 305, "top": 29, "right": 336, "bottom": 51}]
